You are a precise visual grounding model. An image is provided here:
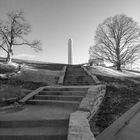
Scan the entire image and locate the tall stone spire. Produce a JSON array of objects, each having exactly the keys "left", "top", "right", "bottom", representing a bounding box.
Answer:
[{"left": 68, "top": 38, "right": 73, "bottom": 64}]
